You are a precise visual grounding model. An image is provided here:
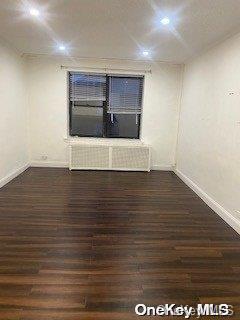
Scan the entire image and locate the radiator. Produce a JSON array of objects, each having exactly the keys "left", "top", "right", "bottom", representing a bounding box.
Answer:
[{"left": 69, "top": 142, "right": 150, "bottom": 171}]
